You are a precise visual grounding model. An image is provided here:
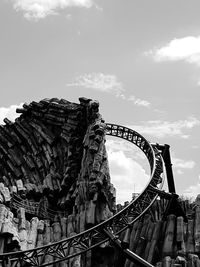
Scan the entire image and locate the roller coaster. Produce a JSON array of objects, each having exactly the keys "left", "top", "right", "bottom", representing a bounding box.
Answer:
[{"left": 0, "top": 100, "right": 185, "bottom": 267}]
